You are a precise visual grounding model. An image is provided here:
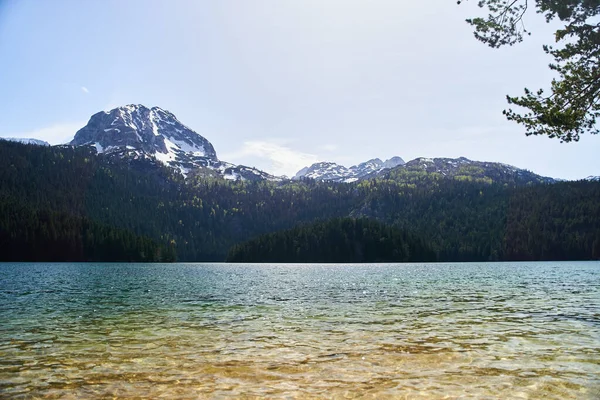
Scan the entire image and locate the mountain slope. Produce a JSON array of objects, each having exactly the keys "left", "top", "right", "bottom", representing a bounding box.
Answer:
[{"left": 382, "top": 157, "right": 555, "bottom": 186}]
